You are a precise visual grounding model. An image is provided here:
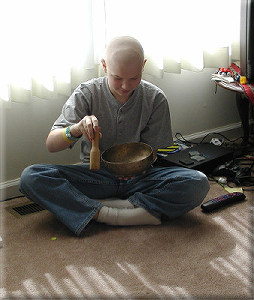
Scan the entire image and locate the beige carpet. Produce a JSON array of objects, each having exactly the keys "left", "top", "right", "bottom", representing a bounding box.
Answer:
[{"left": 0, "top": 181, "right": 252, "bottom": 299}]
